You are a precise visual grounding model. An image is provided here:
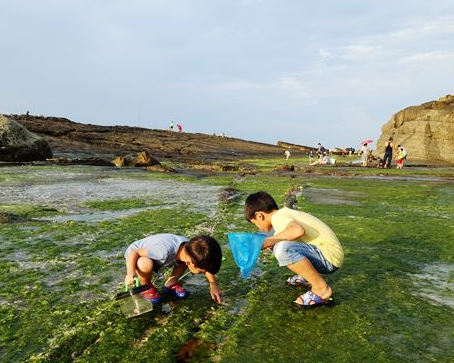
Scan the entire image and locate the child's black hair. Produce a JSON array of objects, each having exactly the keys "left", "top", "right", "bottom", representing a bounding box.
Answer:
[
  {"left": 185, "top": 235, "right": 222, "bottom": 274},
  {"left": 244, "top": 191, "right": 279, "bottom": 221}
]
